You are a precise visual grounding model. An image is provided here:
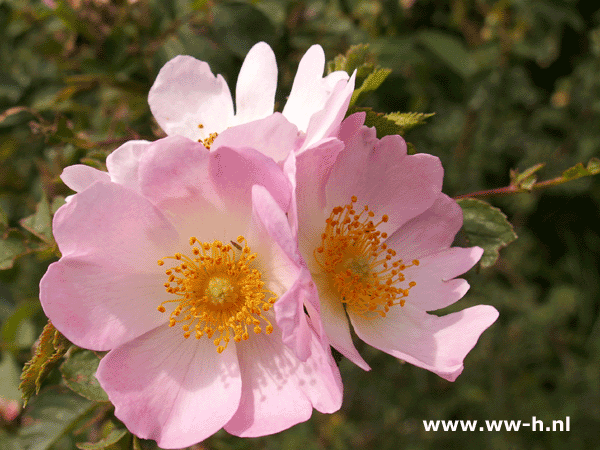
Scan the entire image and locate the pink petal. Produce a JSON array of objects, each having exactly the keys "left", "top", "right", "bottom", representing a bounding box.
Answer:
[
  {"left": 138, "top": 135, "right": 220, "bottom": 225},
  {"left": 283, "top": 45, "right": 349, "bottom": 132},
  {"left": 209, "top": 146, "right": 292, "bottom": 216},
  {"left": 385, "top": 194, "right": 464, "bottom": 260},
  {"left": 61, "top": 165, "right": 110, "bottom": 193},
  {"left": 148, "top": 55, "right": 234, "bottom": 141},
  {"left": 301, "top": 72, "right": 356, "bottom": 150},
  {"left": 40, "top": 258, "right": 170, "bottom": 350},
  {"left": 295, "top": 138, "right": 345, "bottom": 261},
  {"left": 105, "top": 140, "right": 151, "bottom": 192},
  {"left": 234, "top": 42, "right": 277, "bottom": 125},
  {"left": 250, "top": 185, "right": 313, "bottom": 361},
  {"left": 212, "top": 113, "right": 302, "bottom": 163},
  {"left": 350, "top": 304, "right": 499, "bottom": 381},
  {"left": 314, "top": 279, "right": 371, "bottom": 371},
  {"left": 40, "top": 182, "right": 179, "bottom": 349},
  {"left": 337, "top": 111, "right": 366, "bottom": 144},
  {"left": 224, "top": 323, "right": 342, "bottom": 437},
  {"left": 400, "top": 246, "right": 484, "bottom": 311},
  {"left": 325, "top": 130, "right": 443, "bottom": 235},
  {"left": 97, "top": 325, "right": 241, "bottom": 449},
  {"left": 51, "top": 181, "right": 178, "bottom": 265}
]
